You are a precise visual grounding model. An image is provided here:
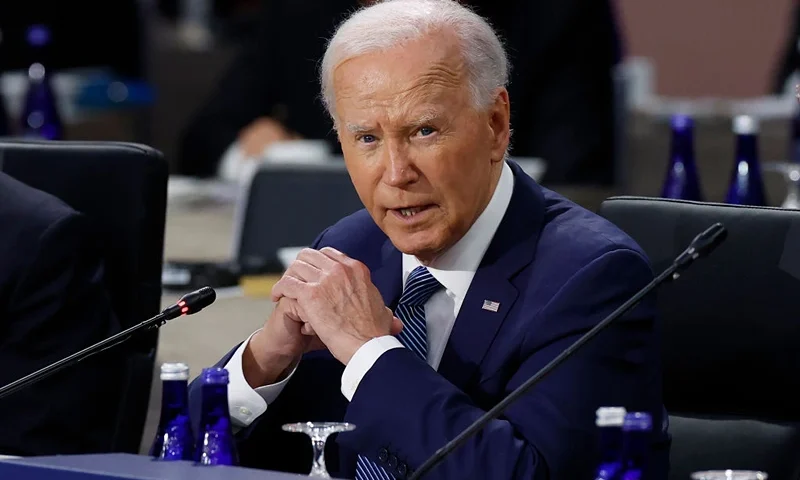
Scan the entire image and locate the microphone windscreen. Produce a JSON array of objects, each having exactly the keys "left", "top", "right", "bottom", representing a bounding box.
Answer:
[{"left": 178, "top": 286, "right": 216, "bottom": 314}]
